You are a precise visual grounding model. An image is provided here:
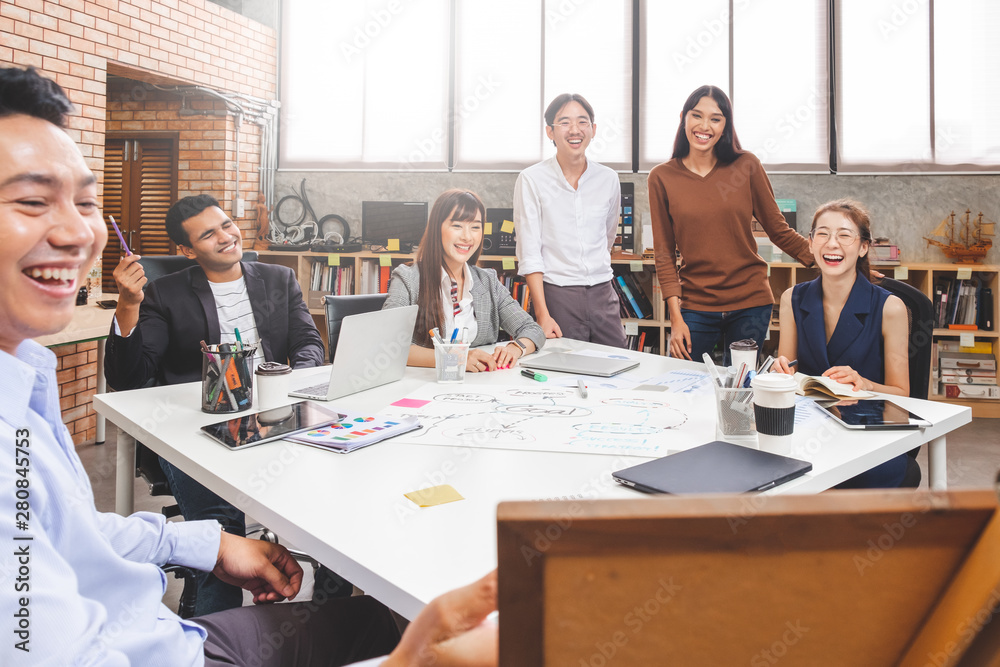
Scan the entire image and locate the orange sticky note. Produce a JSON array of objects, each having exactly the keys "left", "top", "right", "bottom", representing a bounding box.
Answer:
[
  {"left": 404, "top": 484, "right": 464, "bottom": 507},
  {"left": 327, "top": 254, "right": 340, "bottom": 266},
  {"left": 379, "top": 254, "right": 392, "bottom": 267},
  {"left": 387, "top": 238, "right": 400, "bottom": 251},
  {"left": 501, "top": 219, "right": 515, "bottom": 234}
]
